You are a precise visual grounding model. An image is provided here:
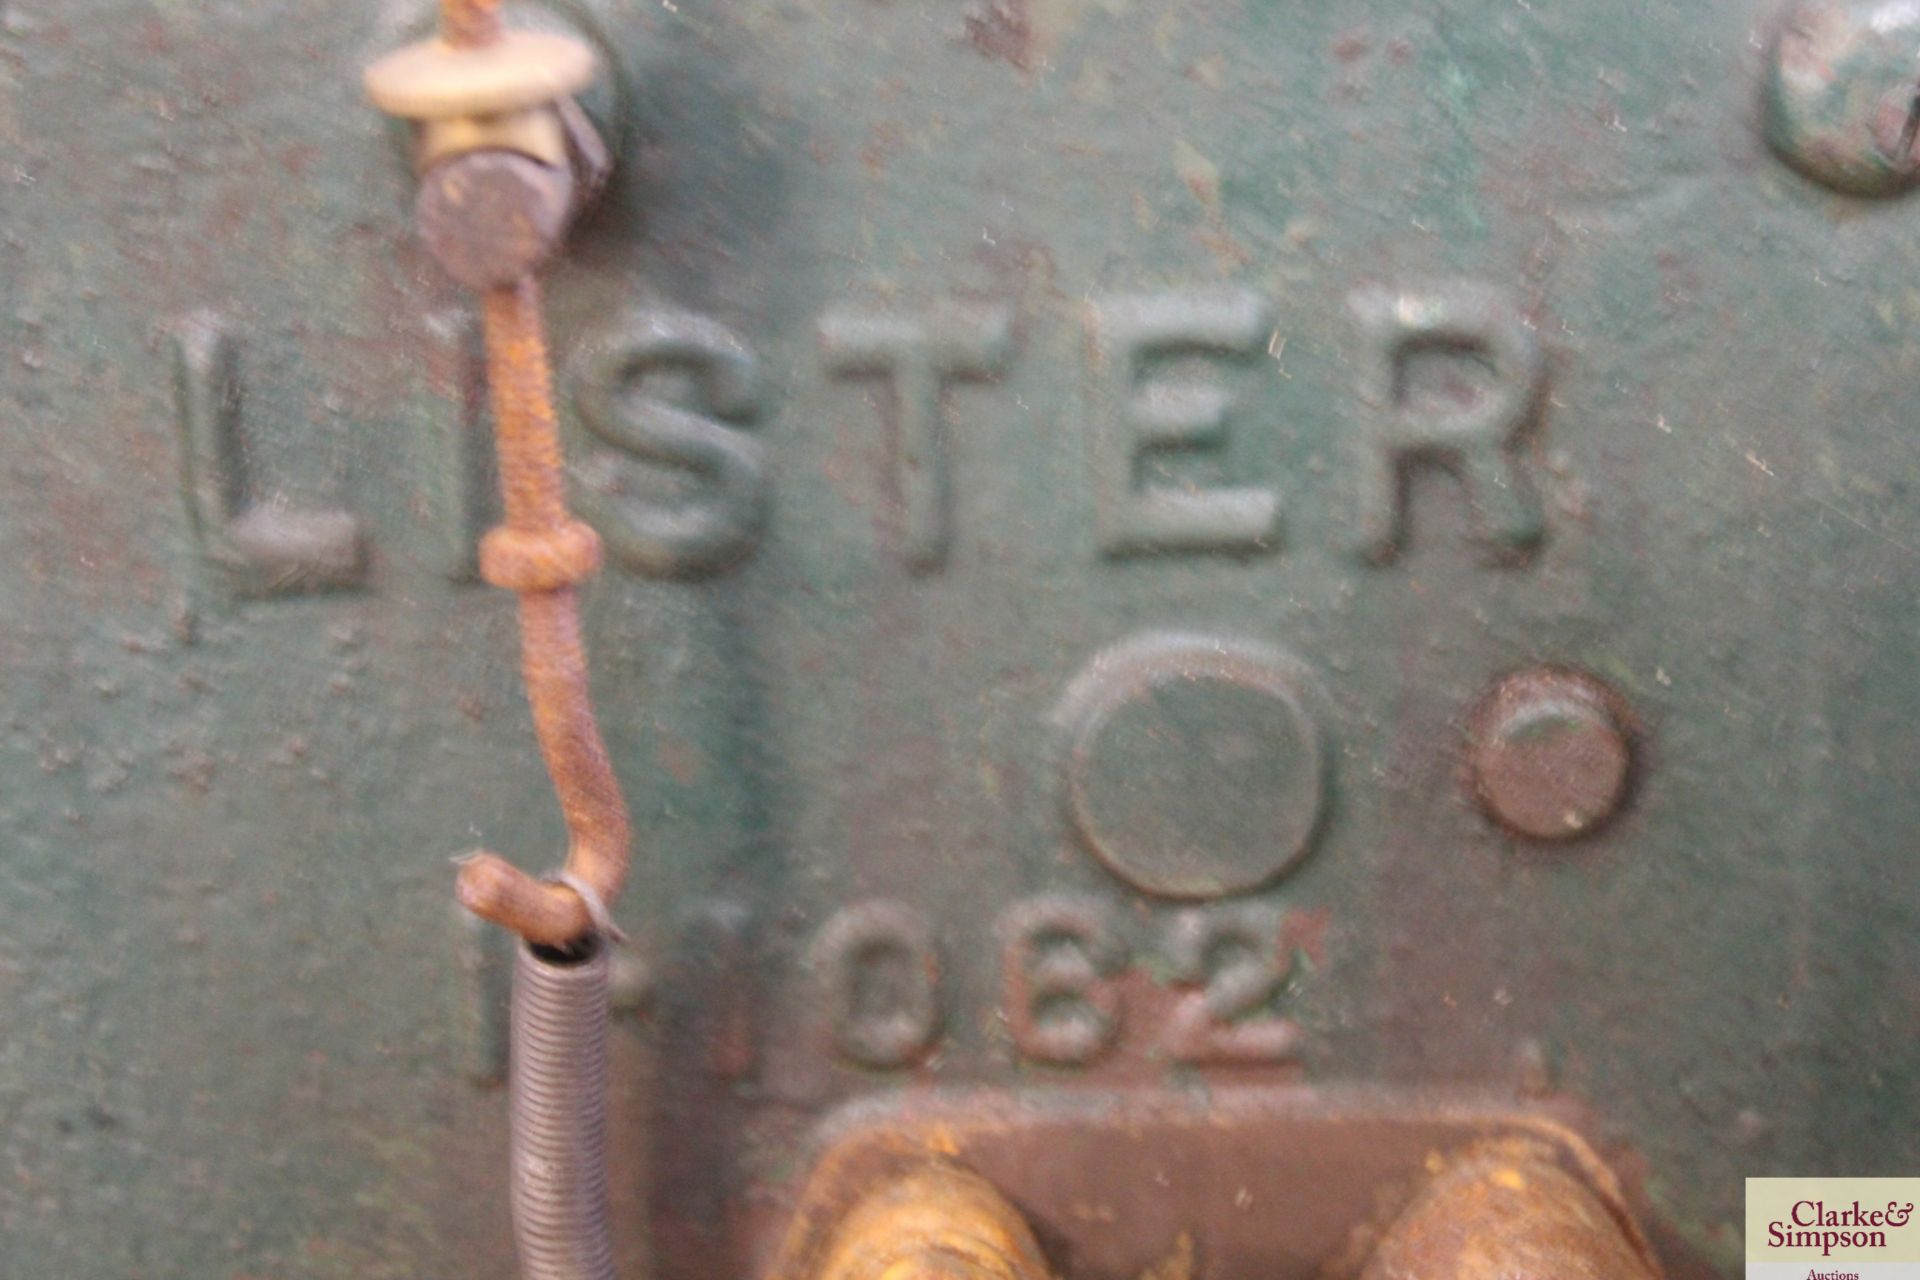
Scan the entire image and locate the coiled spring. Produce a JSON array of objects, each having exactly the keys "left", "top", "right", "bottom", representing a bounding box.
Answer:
[{"left": 511, "top": 940, "right": 617, "bottom": 1280}]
